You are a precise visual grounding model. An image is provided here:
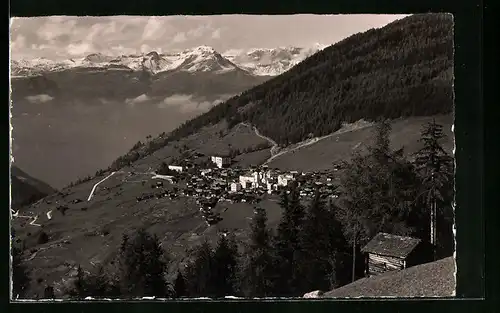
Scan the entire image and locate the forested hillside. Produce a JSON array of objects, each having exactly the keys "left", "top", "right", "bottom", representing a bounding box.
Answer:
[{"left": 110, "top": 13, "right": 453, "bottom": 170}]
